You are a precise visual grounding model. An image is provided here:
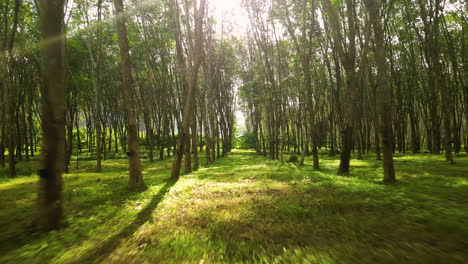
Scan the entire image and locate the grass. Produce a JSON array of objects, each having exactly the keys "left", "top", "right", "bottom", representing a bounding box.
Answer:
[{"left": 0, "top": 149, "right": 467, "bottom": 263}]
